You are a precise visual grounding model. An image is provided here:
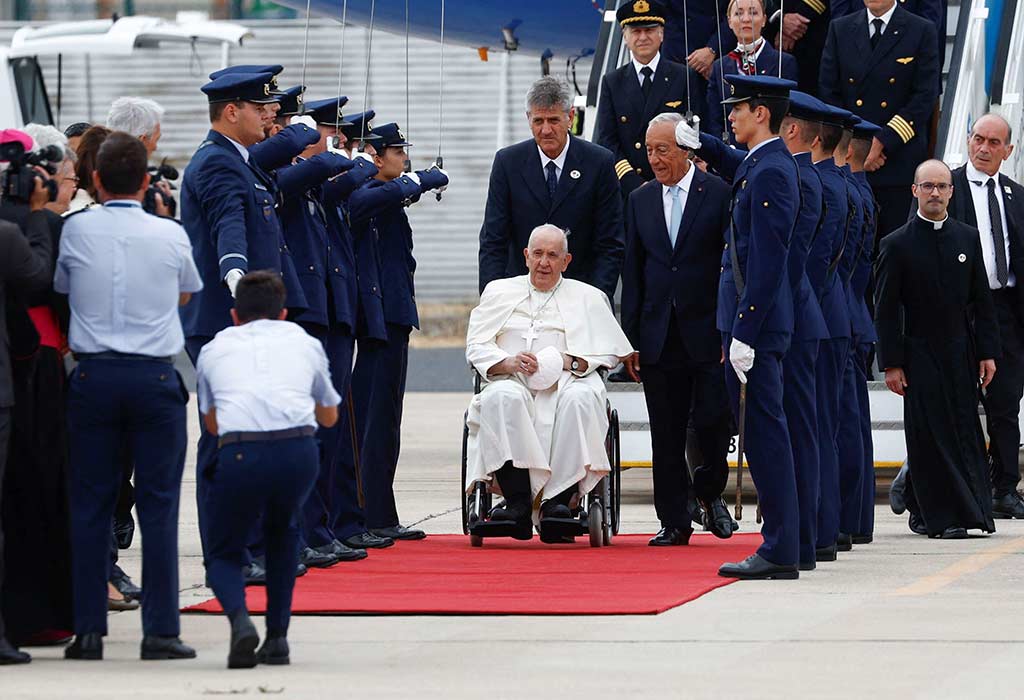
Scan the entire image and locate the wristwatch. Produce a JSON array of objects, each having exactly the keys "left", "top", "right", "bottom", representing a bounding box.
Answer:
[{"left": 570, "top": 357, "right": 581, "bottom": 372}]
